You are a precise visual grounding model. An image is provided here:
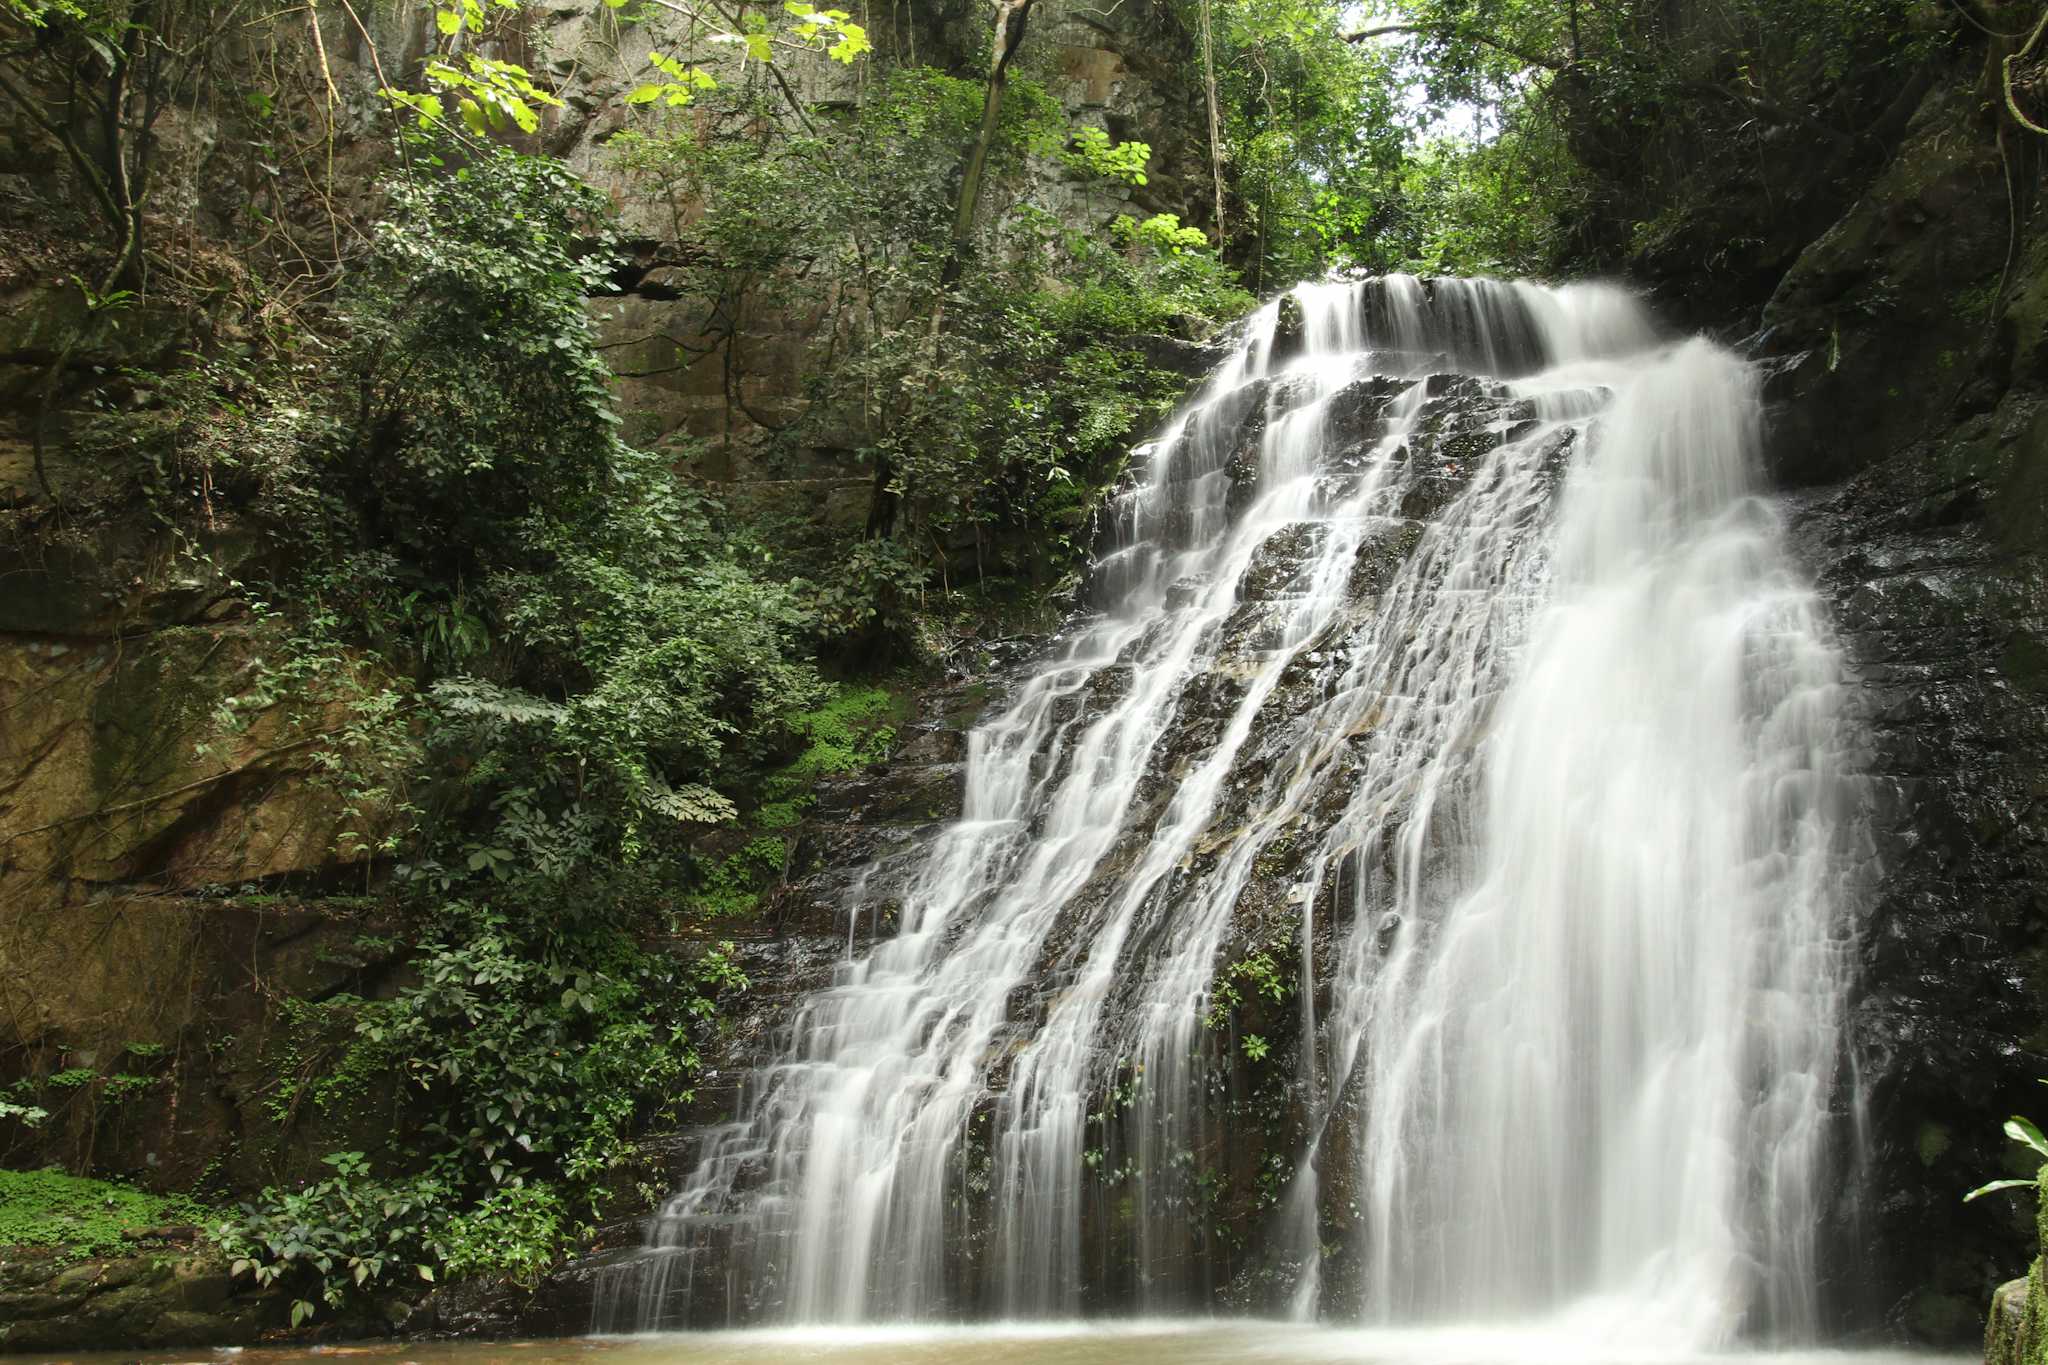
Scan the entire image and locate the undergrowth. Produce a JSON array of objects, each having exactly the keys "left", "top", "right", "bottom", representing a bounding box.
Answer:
[{"left": 0, "top": 1168, "right": 217, "bottom": 1259}]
